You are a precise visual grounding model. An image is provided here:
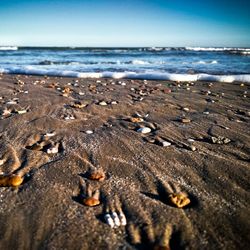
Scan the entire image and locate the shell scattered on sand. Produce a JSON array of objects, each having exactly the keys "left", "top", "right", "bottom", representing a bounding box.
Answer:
[
  {"left": 98, "top": 101, "right": 108, "bottom": 106},
  {"left": 83, "top": 197, "right": 100, "bottom": 207},
  {"left": 104, "top": 211, "right": 127, "bottom": 228},
  {"left": 85, "top": 130, "right": 94, "bottom": 134},
  {"left": 137, "top": 127, "right": 151, "bottom": 134},
  {"left": 0, "top": 175, "right": 24, "bottom": 187},
  {"left": 88, "top": 169, "right": 105, "bottom": 181},
  {"left": 130, "top": 117, "right": 144, "bottom": 123},
  {"left": 169, "top": 193, "right": 191, "bottom": 208},
  {"left": 181, "top": 118, "right": 191, "bottom": 123}
]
